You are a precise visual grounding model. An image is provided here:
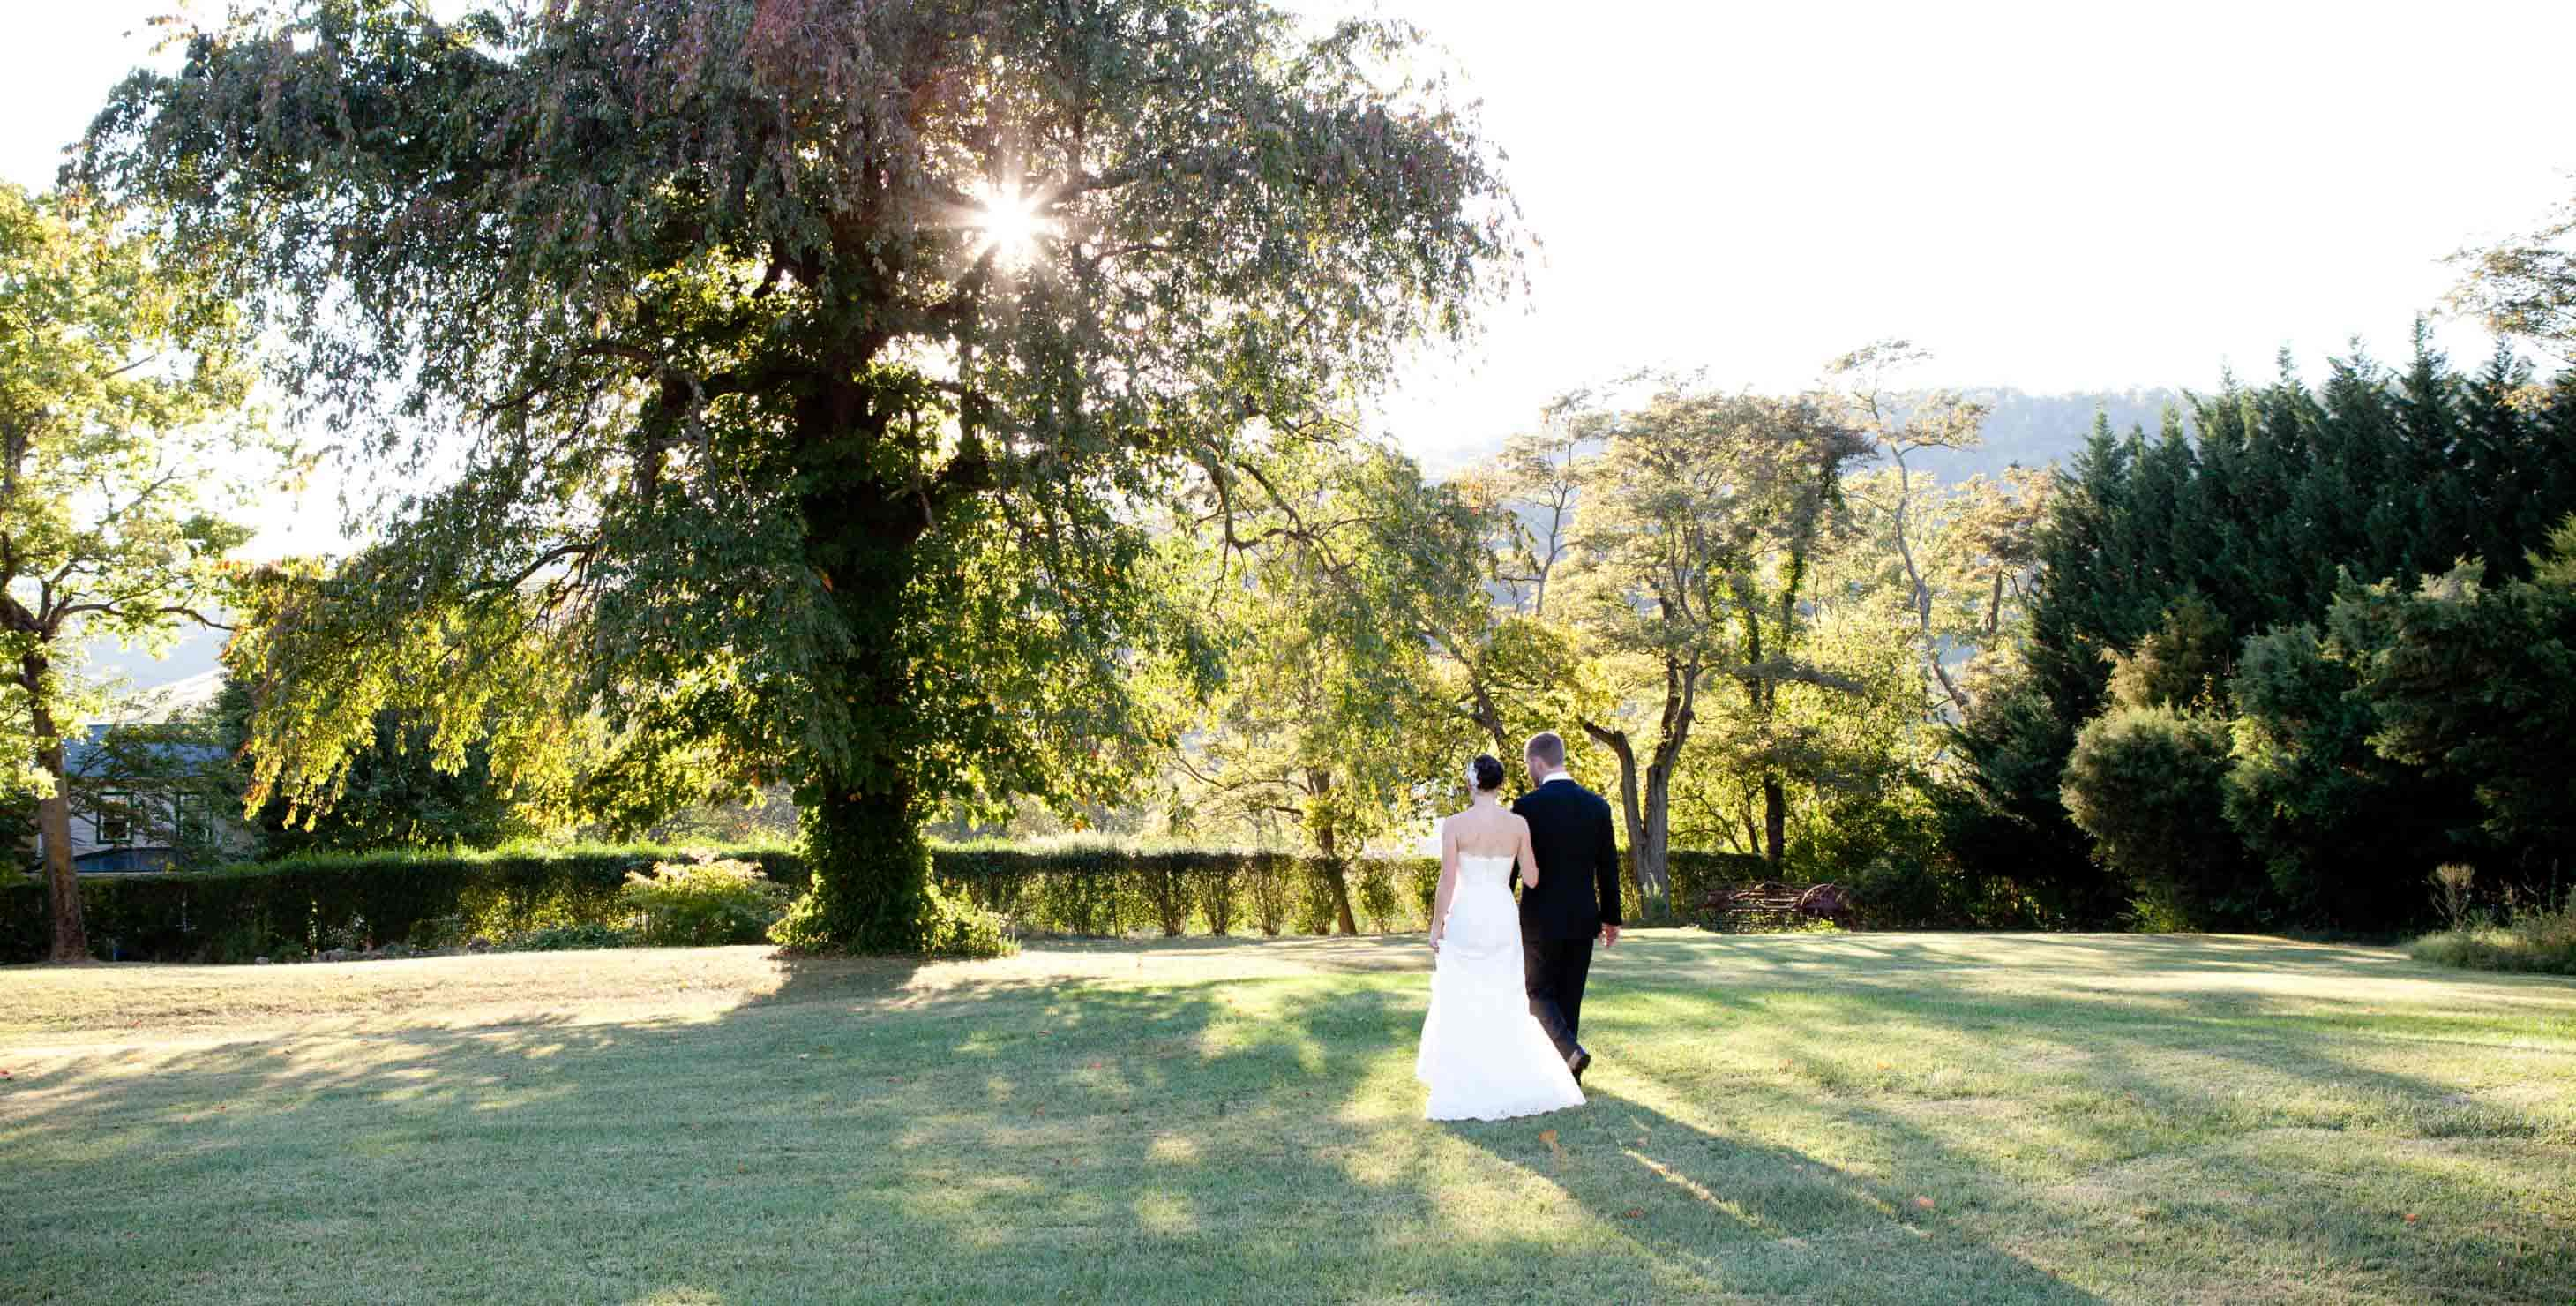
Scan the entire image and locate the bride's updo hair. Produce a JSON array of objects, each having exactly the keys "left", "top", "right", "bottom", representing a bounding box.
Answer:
[{"left": 1469, "top": 754, "right": 1506, "bottom": 792}]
